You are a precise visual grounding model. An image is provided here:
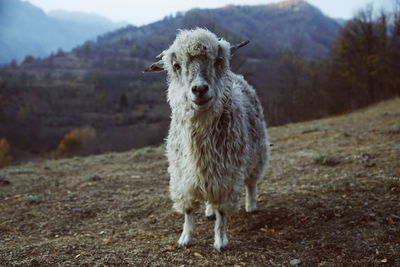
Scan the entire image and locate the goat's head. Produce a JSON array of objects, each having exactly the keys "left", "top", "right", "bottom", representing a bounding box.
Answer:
[{"left": 144, "top": 28, "right": 249, "bottom": 112}]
